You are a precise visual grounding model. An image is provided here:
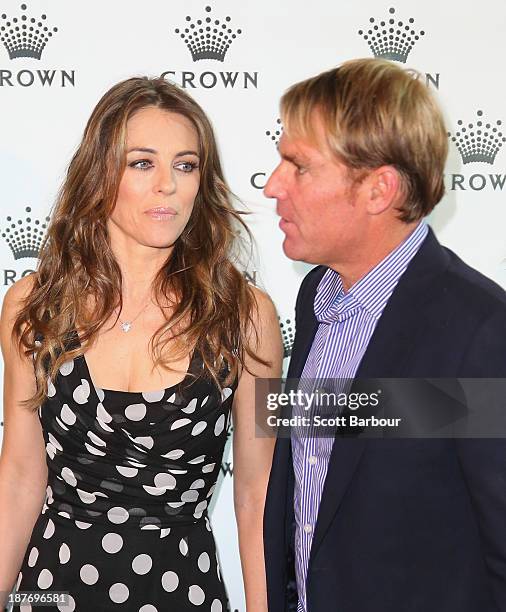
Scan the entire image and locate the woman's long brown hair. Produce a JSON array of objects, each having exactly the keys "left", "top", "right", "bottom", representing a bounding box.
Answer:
[{"left": 14, "top": 77, "right": 266, "bottom": 411}]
